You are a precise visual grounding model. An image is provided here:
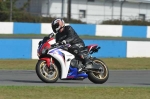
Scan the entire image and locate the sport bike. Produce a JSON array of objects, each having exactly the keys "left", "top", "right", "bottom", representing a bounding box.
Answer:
[{"left": 36, "top": 35, "right": 109, "bottom": 84}]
